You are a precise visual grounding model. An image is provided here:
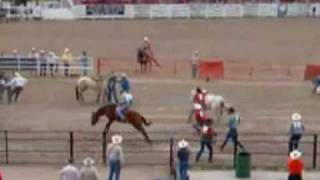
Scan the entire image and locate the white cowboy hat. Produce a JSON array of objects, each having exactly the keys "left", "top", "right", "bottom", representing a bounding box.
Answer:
[
  {"left": 64, "top": 48, "right": 70, "bottom": 53},
  {"left": 31, "top": 47, "right": 36, "bottom": 51},
  {"left": 121, "top": 73, "right": 127, "bottom": 77},
  {"left": 202, "top": 126, "right": 209, "bottom": 134},
  {"left": 194, "top": 103, "right": 202, "bottom": 110},
  {"left": 144, "top": 36, "right": 149, "bottom": 41},
  {"left": 290, "top": 150, "right": 302, "bottom": 160},
  {"left": 112, "top": 134, "right": 123, "bottom": 144},
  {"left": 14, "top": 72, "right": 21, "bottom": 77},
  {"left": 291, "top": 113, "right": 302, "bottom": 121},
  {"left": 178, "top": 139, "right": 189, "bottom": 148},
  {"left": 83, "top": 157, "right": 95, "bottom": 166}
]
